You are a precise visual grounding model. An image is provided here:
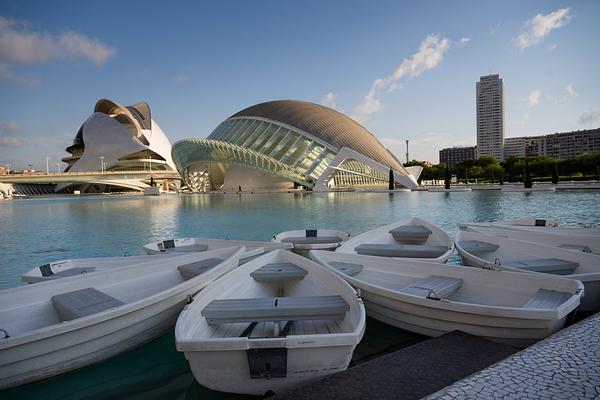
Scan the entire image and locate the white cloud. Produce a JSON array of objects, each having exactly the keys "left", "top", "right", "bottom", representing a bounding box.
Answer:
[
  {"left": 0, "top": 16, "right": 115, "bottom": 83},
  {"left": 511, "top": 113, "right": 530, "bottom": 127},
  {"left": 352, "top": 34, "right": 452, "bottom": 122},
  {"left": 515, "top": 8, "right": 572, "bottom": 49},
  {"left": 527, "top": 90, "right": 541, "bottom": 107},
  {"left": 578, "top": 107, "right": 600, "bottom": 125},
  {"left": 459, "top": 37, "right": 471, "bottom": 44},
  {"left": 565, "top": 84, "right": 578, "bottom": 98},
  {"left": 174, "top": 74, "right": 189, "bottom": 83},
  {"left": 321, "top": 91, "right": 339, "bottom": 110},
  {"left": 0, "top": 121, "right": 25, "bottom": 147}
]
